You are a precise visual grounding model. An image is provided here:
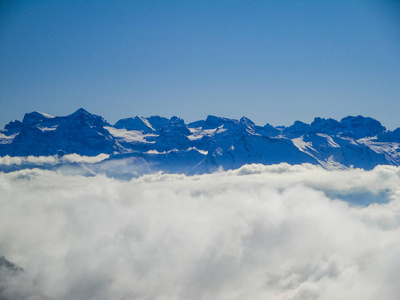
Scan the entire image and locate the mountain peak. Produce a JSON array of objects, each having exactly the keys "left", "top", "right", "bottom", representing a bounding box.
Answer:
[
  {"left": 170, "top": 116, "right": 185, "bottom": 126},
  {"left": 64, "top": 108, "right": 110, "bottom": 128},
  {"left": 205, "top": 115, "right": 236, "bottom": 128},
  {"left": 284, "top": 120, "right": 311, "bottom": 137},
  {"left": 22, "top": 111, "right": 54, "bottom": 125},
  {"left": 114, "top": 116, "right": 155, "bottom": 133},
  {"left": 69, "top": 108, "right": 90, "bottom": 116},
  {"left": 309, "top": 117, "right": 342, "bottom": 134},
  {"left": 239, "top": 116, "right": 255, "bottom": 126},
  {"left": 340, "top": 115, "right": 385, "bottom": 138}
]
